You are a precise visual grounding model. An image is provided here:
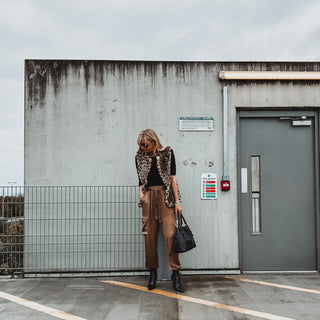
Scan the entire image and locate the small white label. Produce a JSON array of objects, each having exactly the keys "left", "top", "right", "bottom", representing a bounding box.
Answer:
[
  {"left": 292, "top": 120, "right": 312, "bottom": 127},
  {"left": 241, "top": 168, "right": 248, "bottom": 193}
]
